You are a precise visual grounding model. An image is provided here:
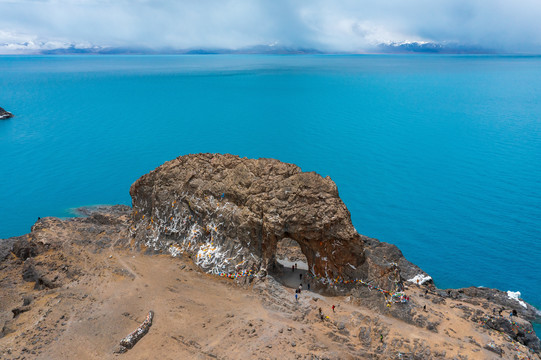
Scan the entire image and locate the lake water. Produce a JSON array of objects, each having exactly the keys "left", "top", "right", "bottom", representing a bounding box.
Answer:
[{"left": 1, "top": 55, "right": 540, "bottom": 323}]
